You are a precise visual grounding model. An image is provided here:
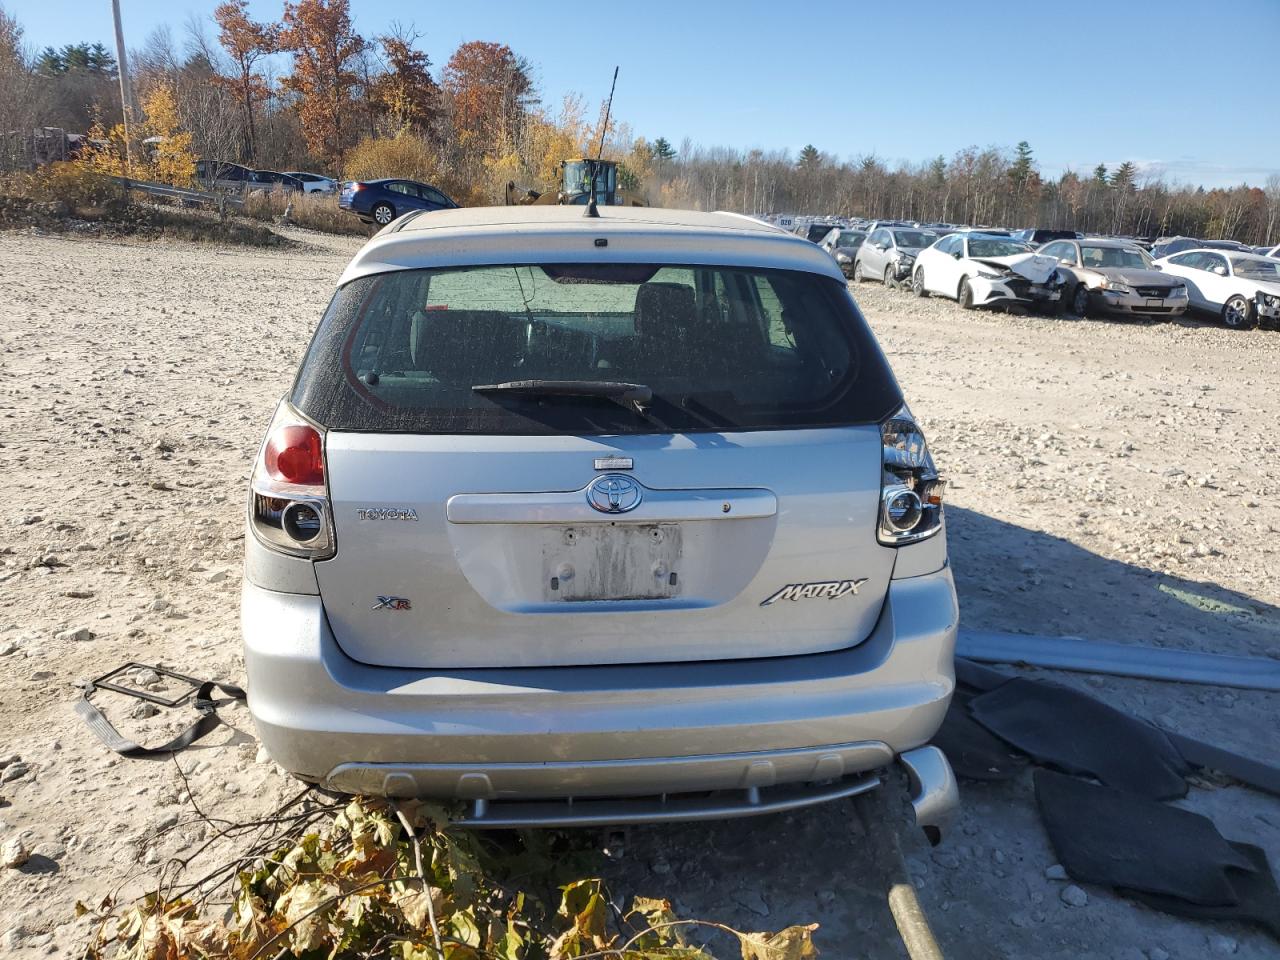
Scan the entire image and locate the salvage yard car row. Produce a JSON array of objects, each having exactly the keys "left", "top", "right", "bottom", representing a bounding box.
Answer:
[{"left": 793, "top": 217, "right": 1280, "bottom": 330}]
